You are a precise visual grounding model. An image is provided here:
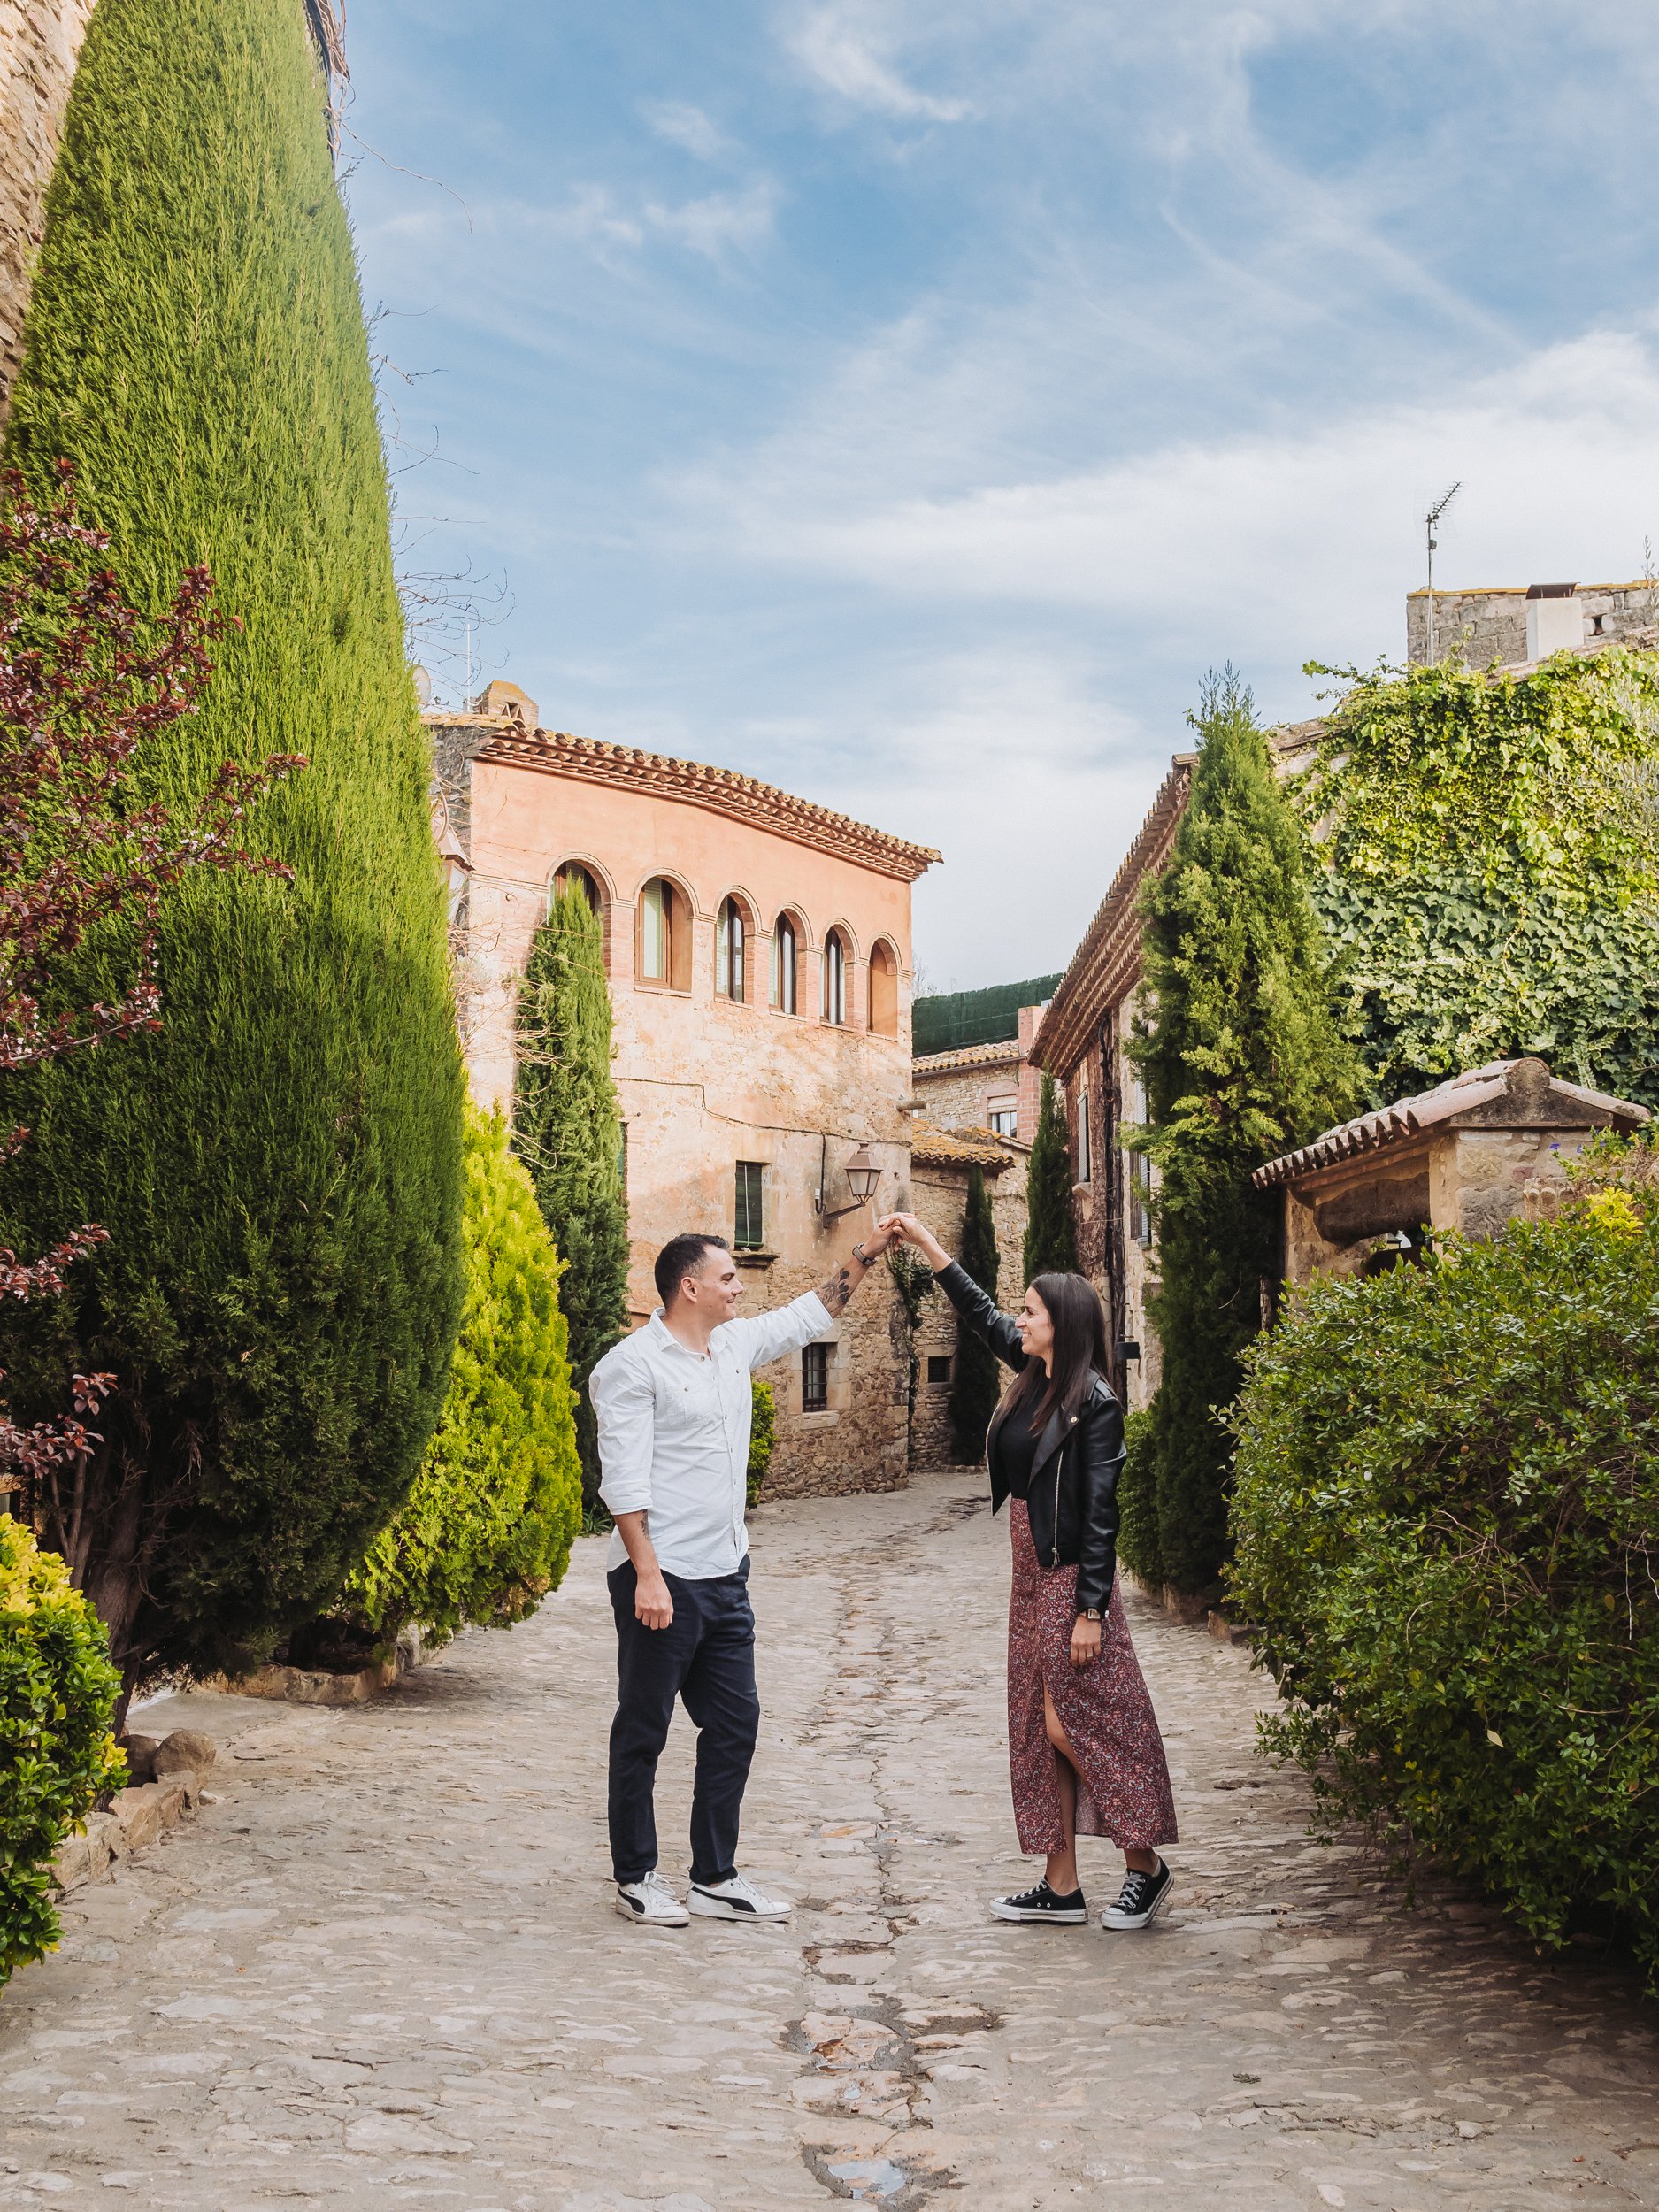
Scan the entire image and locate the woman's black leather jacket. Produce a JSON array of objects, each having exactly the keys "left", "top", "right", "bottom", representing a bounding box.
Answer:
[{"left": 933, "top": 1260, "right": 1125, "bottom": 1616}]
